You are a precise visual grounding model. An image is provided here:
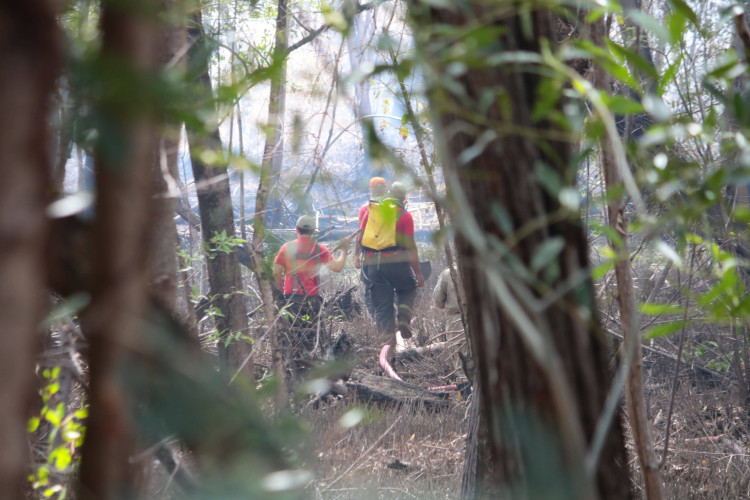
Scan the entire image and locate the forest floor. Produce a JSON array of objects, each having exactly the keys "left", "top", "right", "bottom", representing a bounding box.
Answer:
[
  {"left": 248, "top": 271, "right": 750, "bottom": 499},
  {"left": 31, "top": 267, "right": 750, "bottom": 499}
]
